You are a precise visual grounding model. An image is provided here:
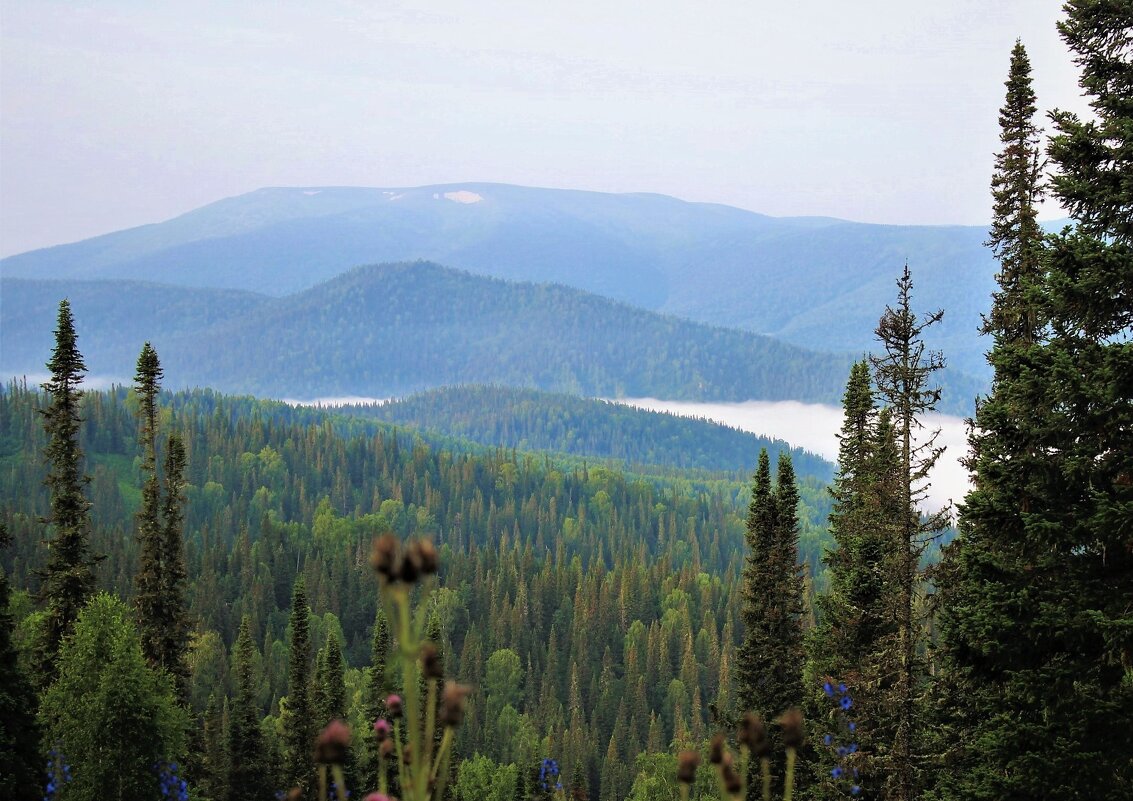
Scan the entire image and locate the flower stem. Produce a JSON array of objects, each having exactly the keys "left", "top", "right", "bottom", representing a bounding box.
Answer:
[{"left": 784, "top": 747, "right": 797, "bottom": 801}]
